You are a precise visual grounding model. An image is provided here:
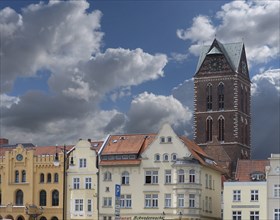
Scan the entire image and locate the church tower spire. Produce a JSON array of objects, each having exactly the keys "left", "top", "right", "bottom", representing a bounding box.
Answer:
[{"left": 193, "top": 39, "right": 251, "bottom": 174}]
